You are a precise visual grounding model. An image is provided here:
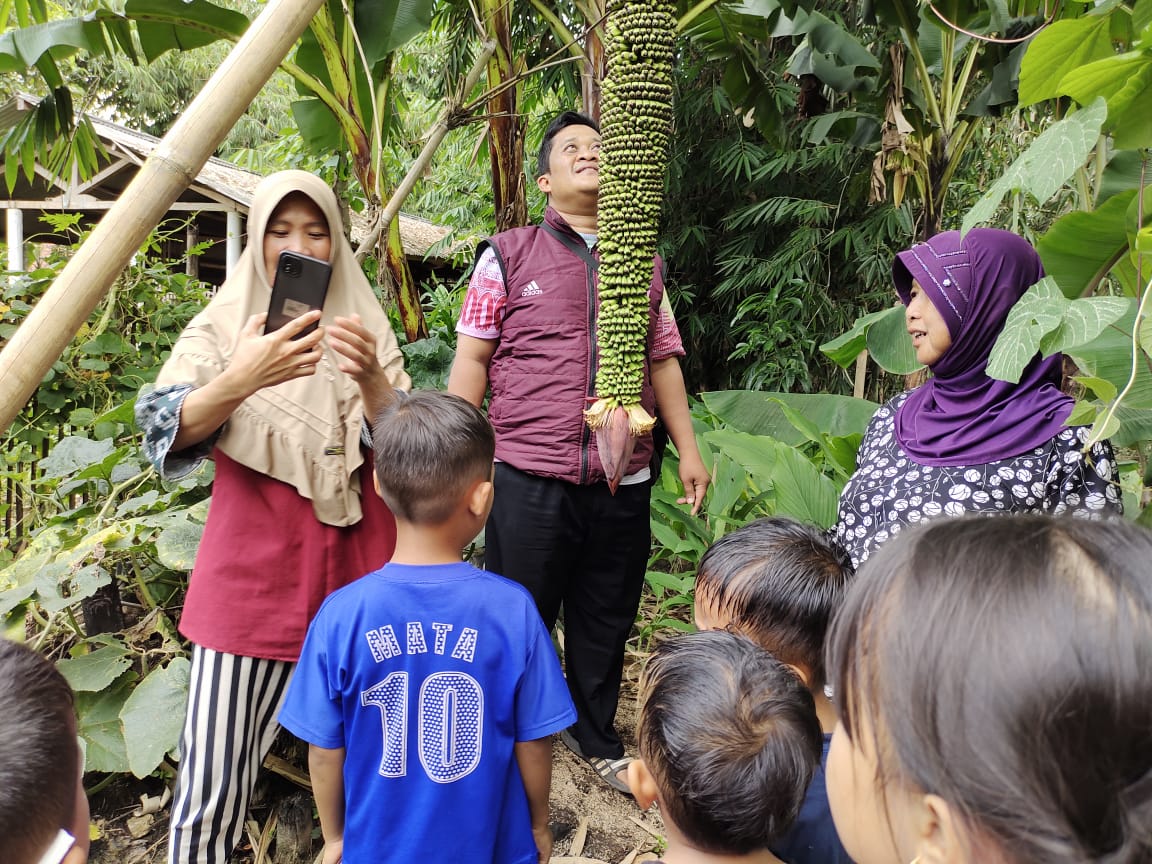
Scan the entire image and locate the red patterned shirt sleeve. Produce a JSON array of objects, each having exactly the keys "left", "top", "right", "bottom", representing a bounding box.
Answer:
[
  {"left": 456, "top": 247, "right": 506, "bottom": 340},
  {"left": 652, "top": 291, "right": 685, "bottom": 360}
]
